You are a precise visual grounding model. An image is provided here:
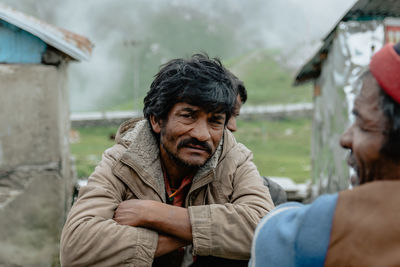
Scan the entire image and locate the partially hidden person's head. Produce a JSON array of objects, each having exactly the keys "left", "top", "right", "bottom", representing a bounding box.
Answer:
[
  {"left": 226, "top": 70, "right": 247, "bottom": 132},
  {"left": 143, "top": 53, "right": 236, "bottom": 169},
  {"left": 340, "top": 42, "right": 400, "bottom": 186}
]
